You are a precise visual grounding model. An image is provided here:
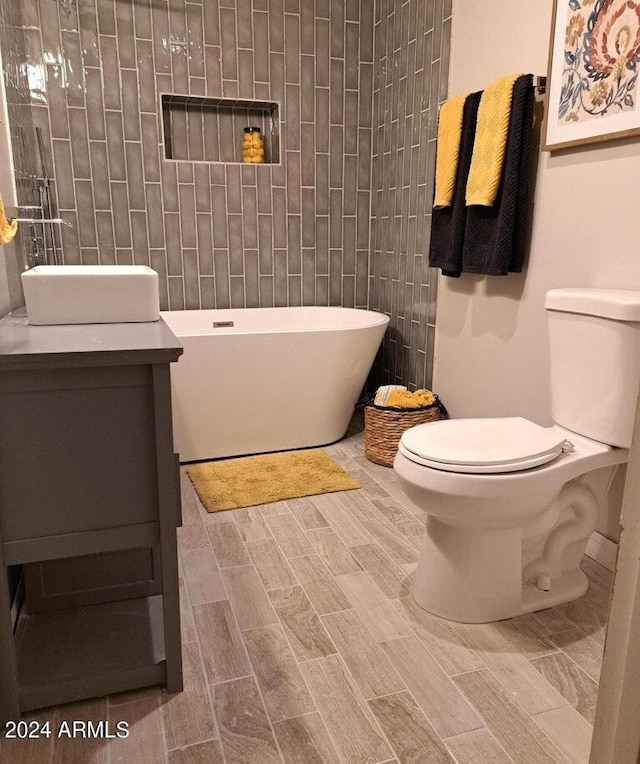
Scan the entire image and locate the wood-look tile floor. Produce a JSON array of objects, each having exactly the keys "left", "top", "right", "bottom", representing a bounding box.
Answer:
[{"left": 1, "top": 419, "right": 612, "bottom": 764}]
